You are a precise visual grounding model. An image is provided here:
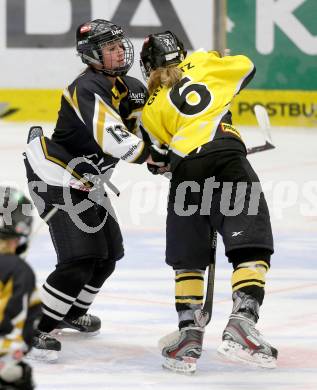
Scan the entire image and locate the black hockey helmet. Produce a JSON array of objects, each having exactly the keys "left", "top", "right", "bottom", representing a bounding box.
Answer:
[
  {"left": 76, "top": 19, "right": 134, "bottom": 76},
  {"left": 0, "top": 187, "right": 33, "bottom": 254},
  {"left": 140, "top": 31, "right": 187, "bottom": 79}
]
